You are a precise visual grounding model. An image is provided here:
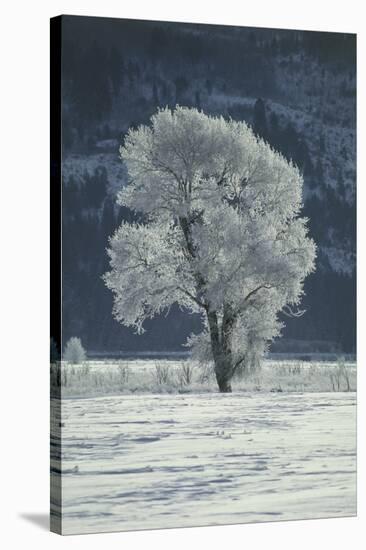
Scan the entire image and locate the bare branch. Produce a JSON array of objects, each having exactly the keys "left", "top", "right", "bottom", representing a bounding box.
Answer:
[
  {"left": 281, "top": 304, "right": 306, "bottom": 318},
  {"left": 232, "top": 355, "right": 246, "bottom": 375},
  {"left": 244, "top": 284, "right": 272, "bottom": 303}
]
